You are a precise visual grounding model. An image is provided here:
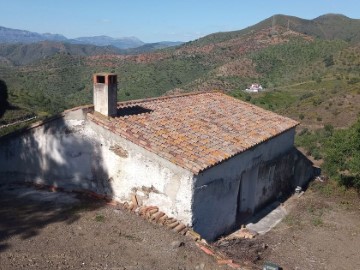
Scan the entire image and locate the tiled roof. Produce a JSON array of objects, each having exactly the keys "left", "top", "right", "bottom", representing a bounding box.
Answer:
[{"left": 87, "top": 92, "right": 299, "bottom": 174}]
